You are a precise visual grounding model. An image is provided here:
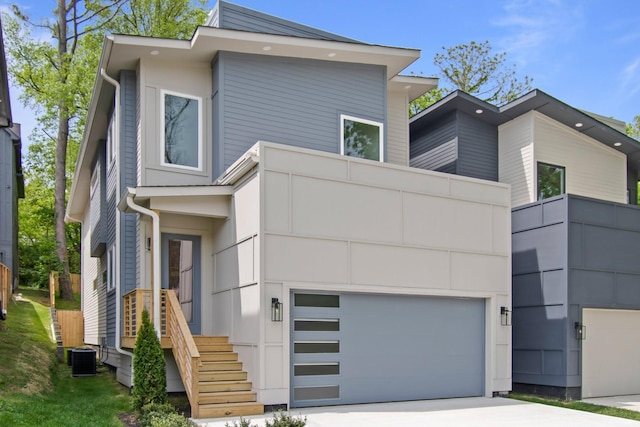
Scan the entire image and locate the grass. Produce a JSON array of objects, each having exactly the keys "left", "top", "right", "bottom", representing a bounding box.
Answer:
[
  {"left": 510, "top": 393, "right": 640, "bottom": 422},
  {"left": 17, "top": 286, "right": 81, "bottom": 310},
  {"left": 0, "top": 293, "right": 131, "bottom": 427}
]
